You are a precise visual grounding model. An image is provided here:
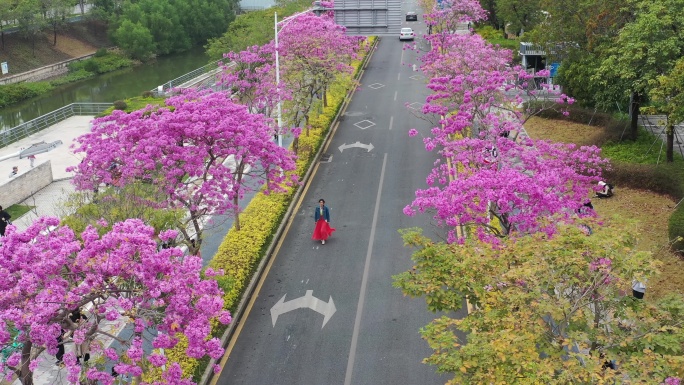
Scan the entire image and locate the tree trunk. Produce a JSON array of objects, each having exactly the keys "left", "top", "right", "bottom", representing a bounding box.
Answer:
[
  {"left": 1, "top": 30, "right": 4, "bottom": 50},
  {"left": 629, "top": 91, "right": 641, "bottom": 141},
  {"left": 233, "top": 195, "right": 241, "bottom": 231},
  {"left": 305, "top": 113, "right": 310, "bottom": 136},
  {"left": 19, "top": 341, "right": 34, "bottom": 385},
  {"left": 323, "top": 86, "right": 328, "bottom": 107},
  {"left": 79, "top": 0, "right": 85, "bottom": 14},
  {"left": 189, "top": 211, "right": 202, "bottom": 255},
  {"left": 53, "top": 24, "right": 57, "bottom": 46},
  {"left": 666, "top": 118, "right": 674, "bottom": 163}
]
